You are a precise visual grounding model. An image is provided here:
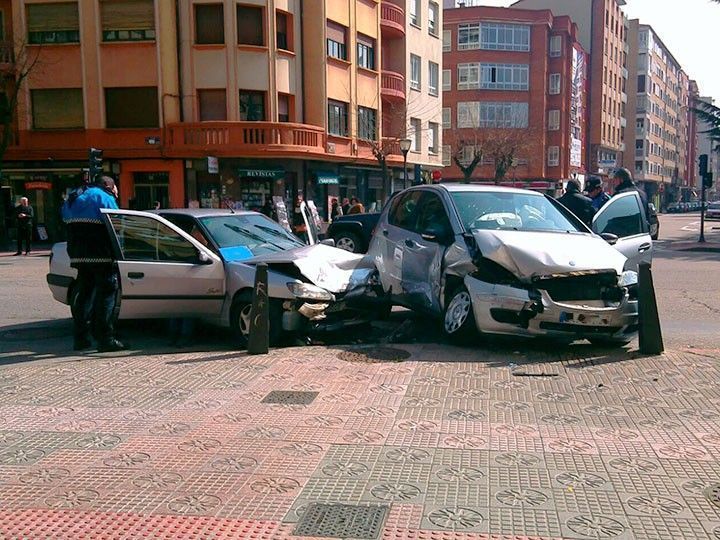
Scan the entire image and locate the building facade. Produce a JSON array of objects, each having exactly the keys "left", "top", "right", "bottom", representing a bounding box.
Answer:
[
  {"left": 512, "top": 0, "right": 628, "bottom": 179},
  {"left": 623, "top": 22, "right": 690, "bottom": 208},
  {"left": 697, "top": 96, "right": 720, "bottom": 201},
  {"left": 686, "top": 79, "right": 699, "bottom": 201},
  {"left": 1, "top": 0, "right": 442, "bottom": 243},
  {"left": 441, "top": 4, "right": 587, "bottom": 187}
]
